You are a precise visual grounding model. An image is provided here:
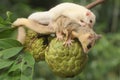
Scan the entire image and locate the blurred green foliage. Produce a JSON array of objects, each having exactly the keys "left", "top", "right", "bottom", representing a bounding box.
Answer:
[
  {"left": 0, "top": 0, "right": 120, "bottom": 80},
  {"left": 0, "top": 13, "right": 35, "bottom": 80}
]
